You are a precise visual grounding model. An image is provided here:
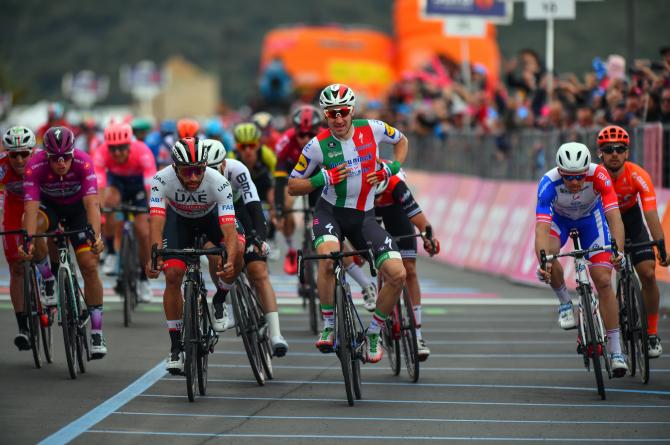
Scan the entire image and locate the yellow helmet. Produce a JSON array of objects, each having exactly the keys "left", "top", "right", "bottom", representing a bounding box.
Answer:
[{"left": 233, "top": 123, "right": 261, "bottom": 144}]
